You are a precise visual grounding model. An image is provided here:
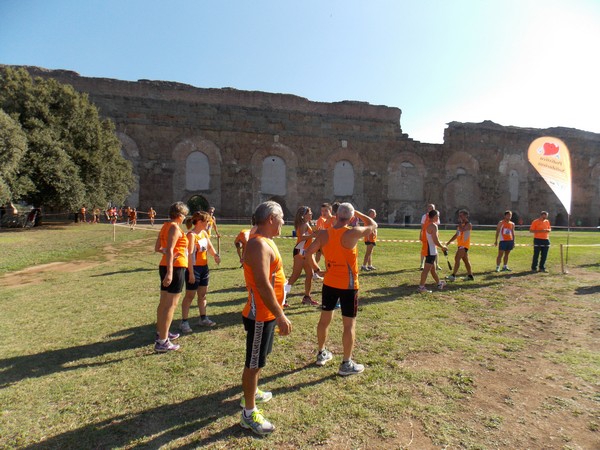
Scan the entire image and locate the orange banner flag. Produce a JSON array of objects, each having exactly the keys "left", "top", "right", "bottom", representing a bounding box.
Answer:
[{"left": 527, "top": 136, "right": 572, "bottom": 214}]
